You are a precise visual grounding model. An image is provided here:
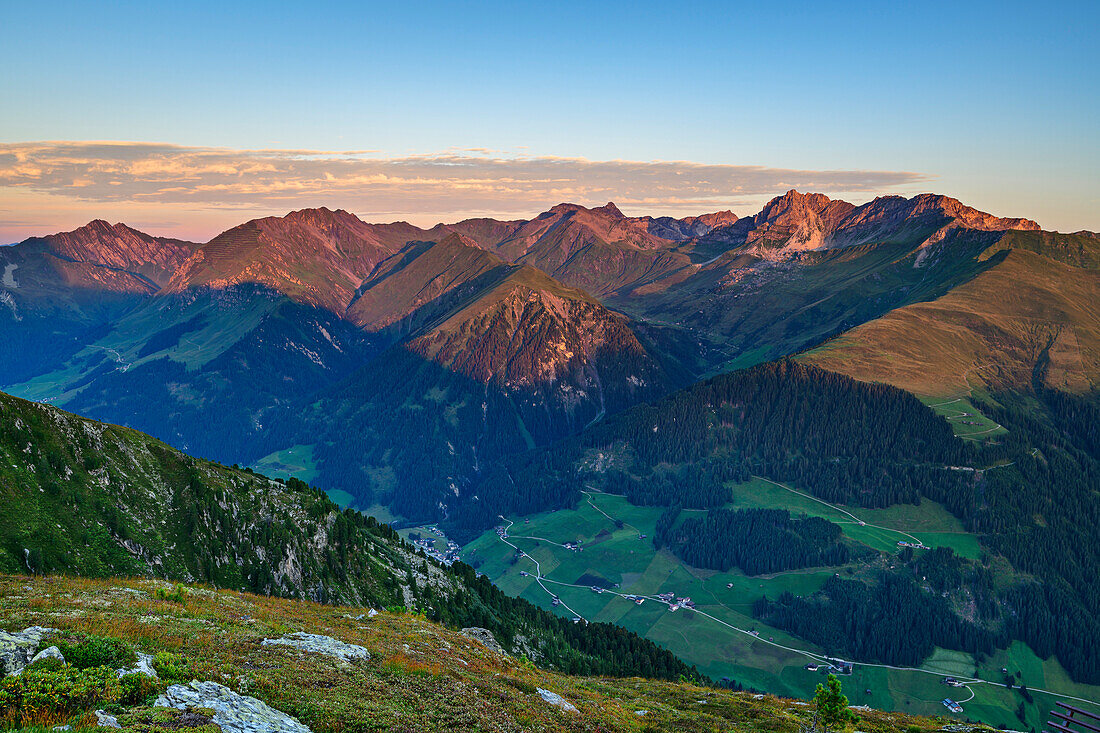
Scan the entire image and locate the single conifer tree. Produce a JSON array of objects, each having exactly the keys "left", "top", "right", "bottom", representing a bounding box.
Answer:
[{"left": 813, "top": 674, "right": 853, "bottom": 733}]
